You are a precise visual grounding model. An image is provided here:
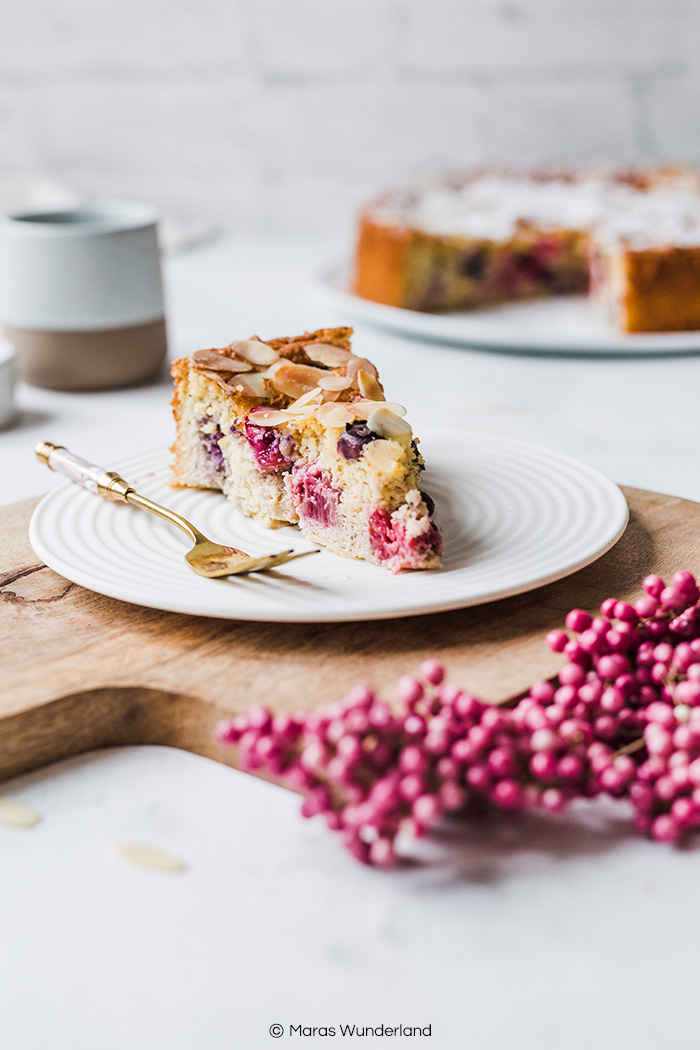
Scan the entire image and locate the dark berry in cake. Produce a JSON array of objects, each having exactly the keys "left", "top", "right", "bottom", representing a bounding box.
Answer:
[
  {"left": 337, "top": 421, "right": 375, "bottom": 461},
  {"left": 459, "top": 247, "right": 487, "bottom": 280},
  {"left": 199, "top": 418, "right": 226, "bottom": 472},
  {"left": 420, "top": 490, "right": 435, "bottom": 516}
]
